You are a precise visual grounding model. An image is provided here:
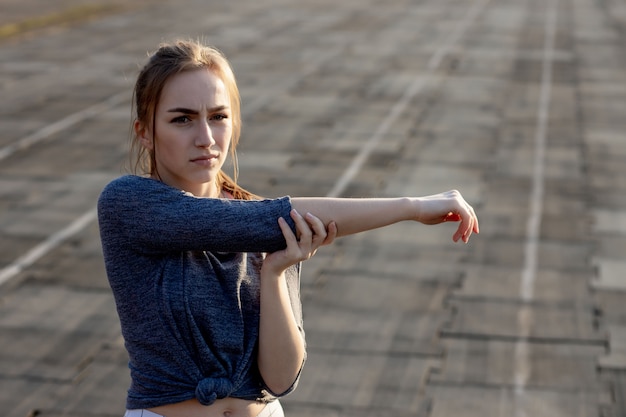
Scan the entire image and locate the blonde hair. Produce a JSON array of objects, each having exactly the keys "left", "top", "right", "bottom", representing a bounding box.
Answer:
[{"left": 130, "top": 39, "right": 258, "bottom": 200}]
